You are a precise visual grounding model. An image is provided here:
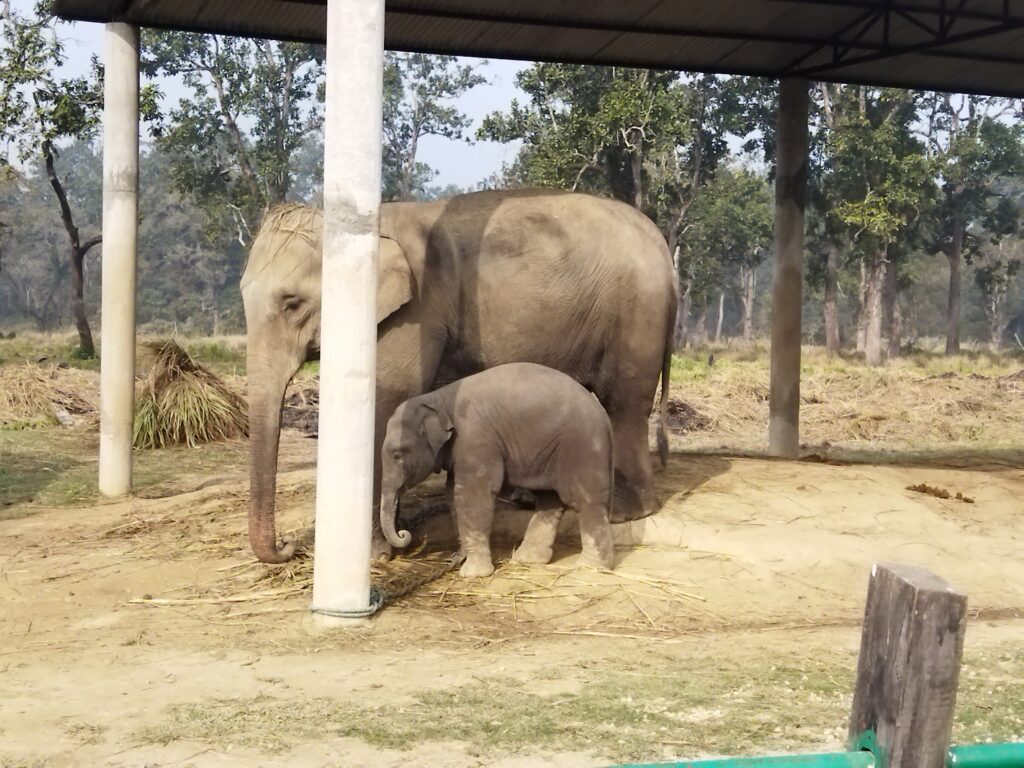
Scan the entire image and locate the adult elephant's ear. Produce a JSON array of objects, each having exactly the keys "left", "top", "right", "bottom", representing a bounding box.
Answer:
[{"left": 377, "top": 236, "right": 414, "bottom": 323}]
